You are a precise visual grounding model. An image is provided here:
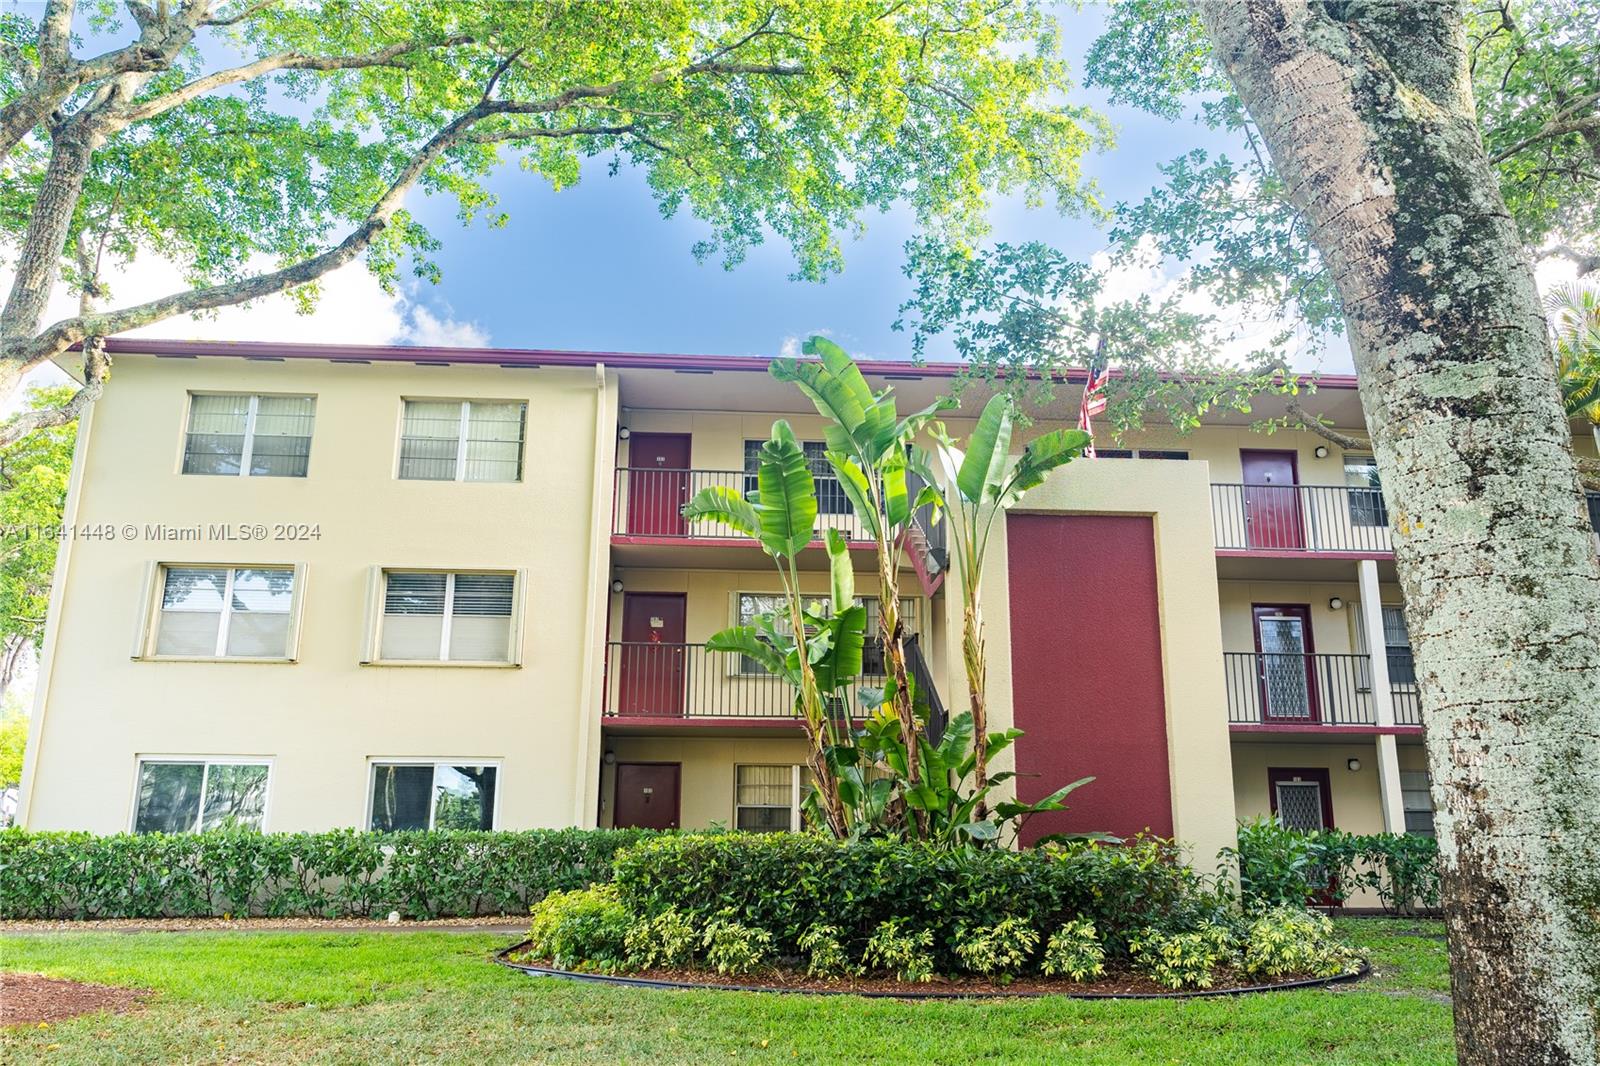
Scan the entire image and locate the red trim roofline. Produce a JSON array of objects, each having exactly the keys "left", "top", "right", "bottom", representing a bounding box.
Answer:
[{"left": 92, "top": 337, "right": 1365, "bottom": 390}]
